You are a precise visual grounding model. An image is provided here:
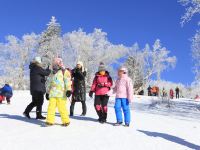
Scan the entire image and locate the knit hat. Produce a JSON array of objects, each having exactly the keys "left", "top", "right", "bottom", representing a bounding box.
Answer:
[
  {"left": 119, "top": 67, "right": 128, "bottom": 74},
  {"left": 53, "top": 57, "right": 64, "bottom": 69},
  {"left": 98, "top": 62, "right": 106, "bottom": 72},
  {"left": 34, "top": 56, "right": 42, "bottom": 64}
]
